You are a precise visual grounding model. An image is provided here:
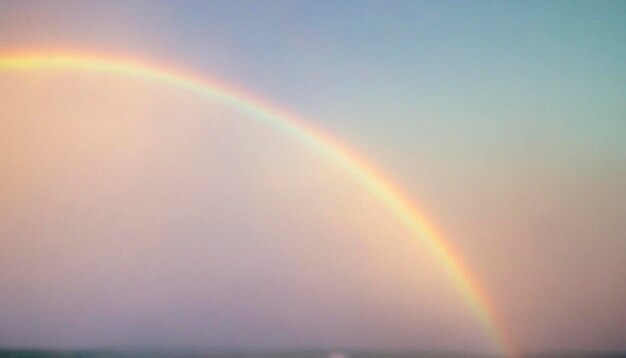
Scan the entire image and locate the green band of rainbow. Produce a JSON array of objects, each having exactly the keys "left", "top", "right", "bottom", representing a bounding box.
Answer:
[{"left": 0, "top": 52, "right": 516, "bottom": 357}]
